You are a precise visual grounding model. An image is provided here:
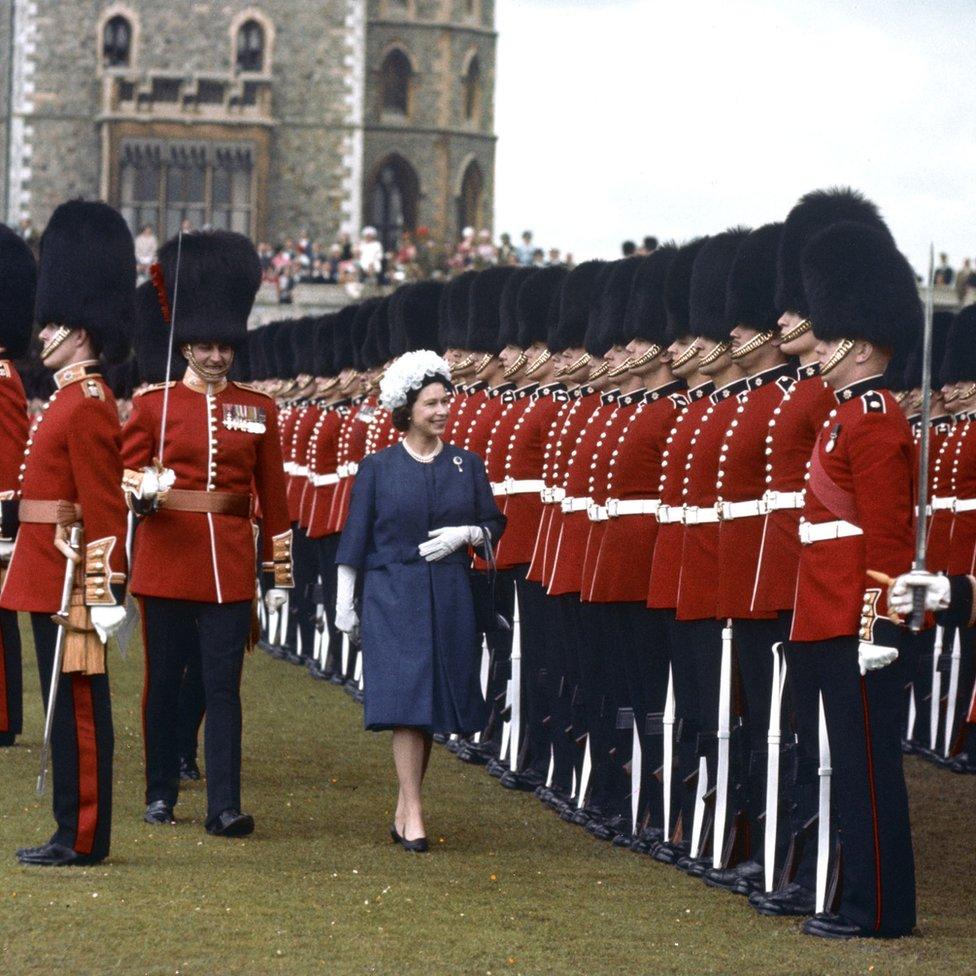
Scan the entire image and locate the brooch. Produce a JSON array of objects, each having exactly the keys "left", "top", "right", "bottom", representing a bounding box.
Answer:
[{"left": 453, "top": 456, "right": 464, "bottom": 473}]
